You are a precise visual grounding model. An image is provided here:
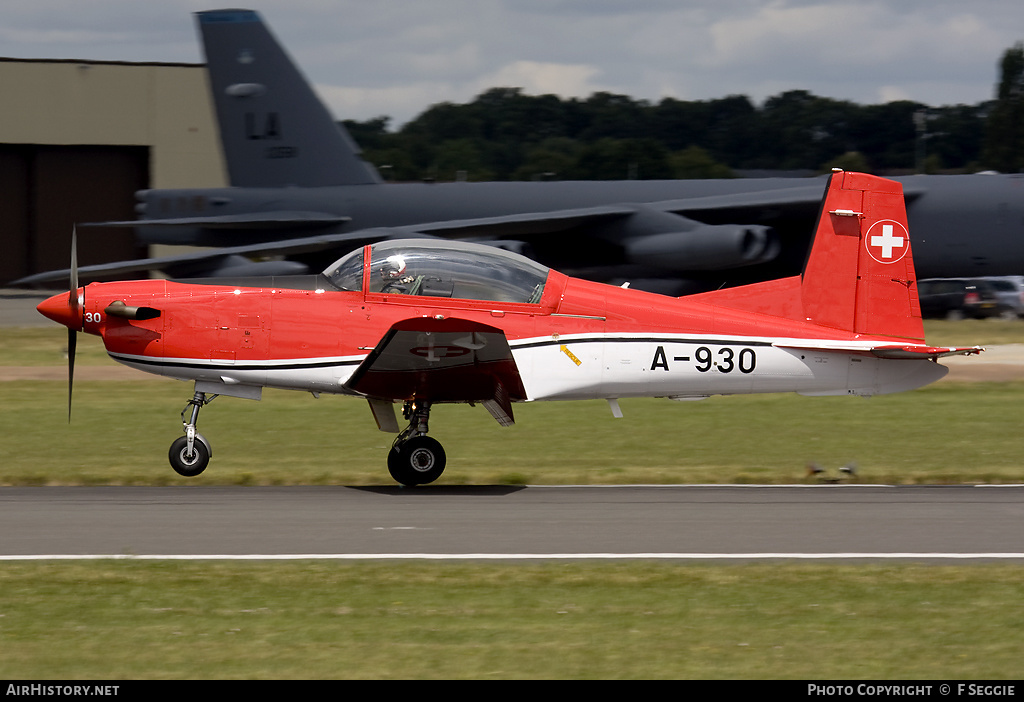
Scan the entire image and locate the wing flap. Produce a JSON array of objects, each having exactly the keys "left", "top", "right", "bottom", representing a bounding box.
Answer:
[
  {"left": 366, "top": 398, "right": 401, "bottom": 433},
  {"left": 344, "top": 318, "right": 527, "bottom": 425}
]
